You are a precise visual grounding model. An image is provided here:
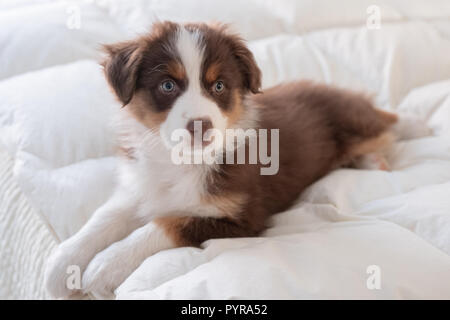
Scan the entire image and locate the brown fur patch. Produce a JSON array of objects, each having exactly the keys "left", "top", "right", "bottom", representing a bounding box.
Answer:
[
  {"left": 377, "top": 109, "right": 399, "bottom": 125},
  {"left": 102, "top": 21, "right": 186, "bottom": 112},
  {"left": 127, "top": 90, "right": 170, "bottom": 129},
  {"left": 102, "top": 41, "right": 143, "bottom": 105},
  {"left": 205, "top": 62, "right": 221, "bottom": 83},
  {"left": 198, "top": 22, "right": 262, "bottom": 111},
  {"left": 202, "top": 192, "right": 247, "bottom": 219},
  {"left": 348, "top": 131, "right": 395, "bottom": 157},
  {"left": 155, "top": 215, "right": 258, "bottom": 247},
  {"left": 167, "top": 60, "right": 186, "bottom": 80},
  {"left": 224, "top": 90, "right": 245, "bottom": 127}
]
